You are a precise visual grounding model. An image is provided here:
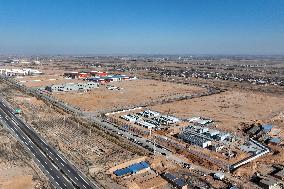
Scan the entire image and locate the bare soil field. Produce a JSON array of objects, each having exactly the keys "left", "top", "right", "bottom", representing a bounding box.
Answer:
[
  {"left": 53, "top": 79, "right": 206, "bottom": 112},
  {"left": 17, "top": 75, "right": 81, "bottom": 88},
  {"left": 150, "top": 90, "right": 284, "bottom": 133}
]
